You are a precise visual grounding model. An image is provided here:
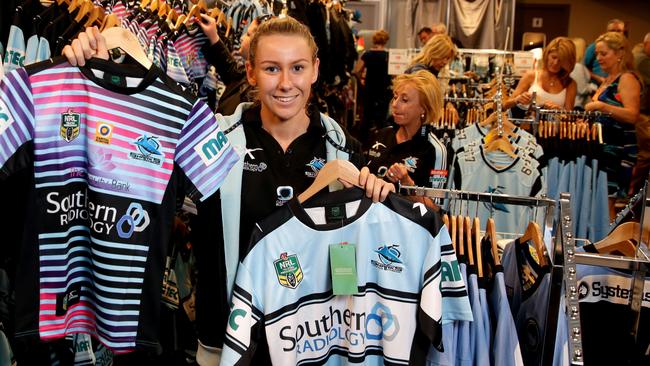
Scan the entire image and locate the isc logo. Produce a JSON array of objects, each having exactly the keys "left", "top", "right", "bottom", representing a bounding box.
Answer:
[{"left": 195, "top": 129, "right": 230, "bottom": 166}]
